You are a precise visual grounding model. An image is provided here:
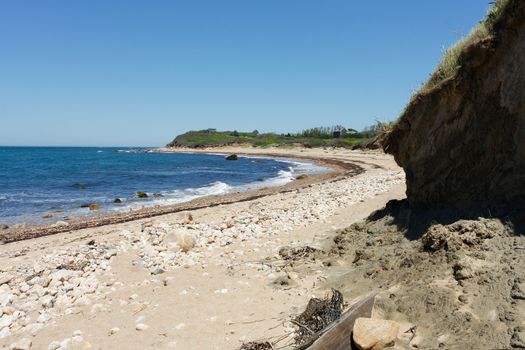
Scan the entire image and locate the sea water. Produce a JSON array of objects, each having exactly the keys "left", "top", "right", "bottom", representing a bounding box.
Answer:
[{"left": 0, "top": 147, "right": 328, "bottom": 225}]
